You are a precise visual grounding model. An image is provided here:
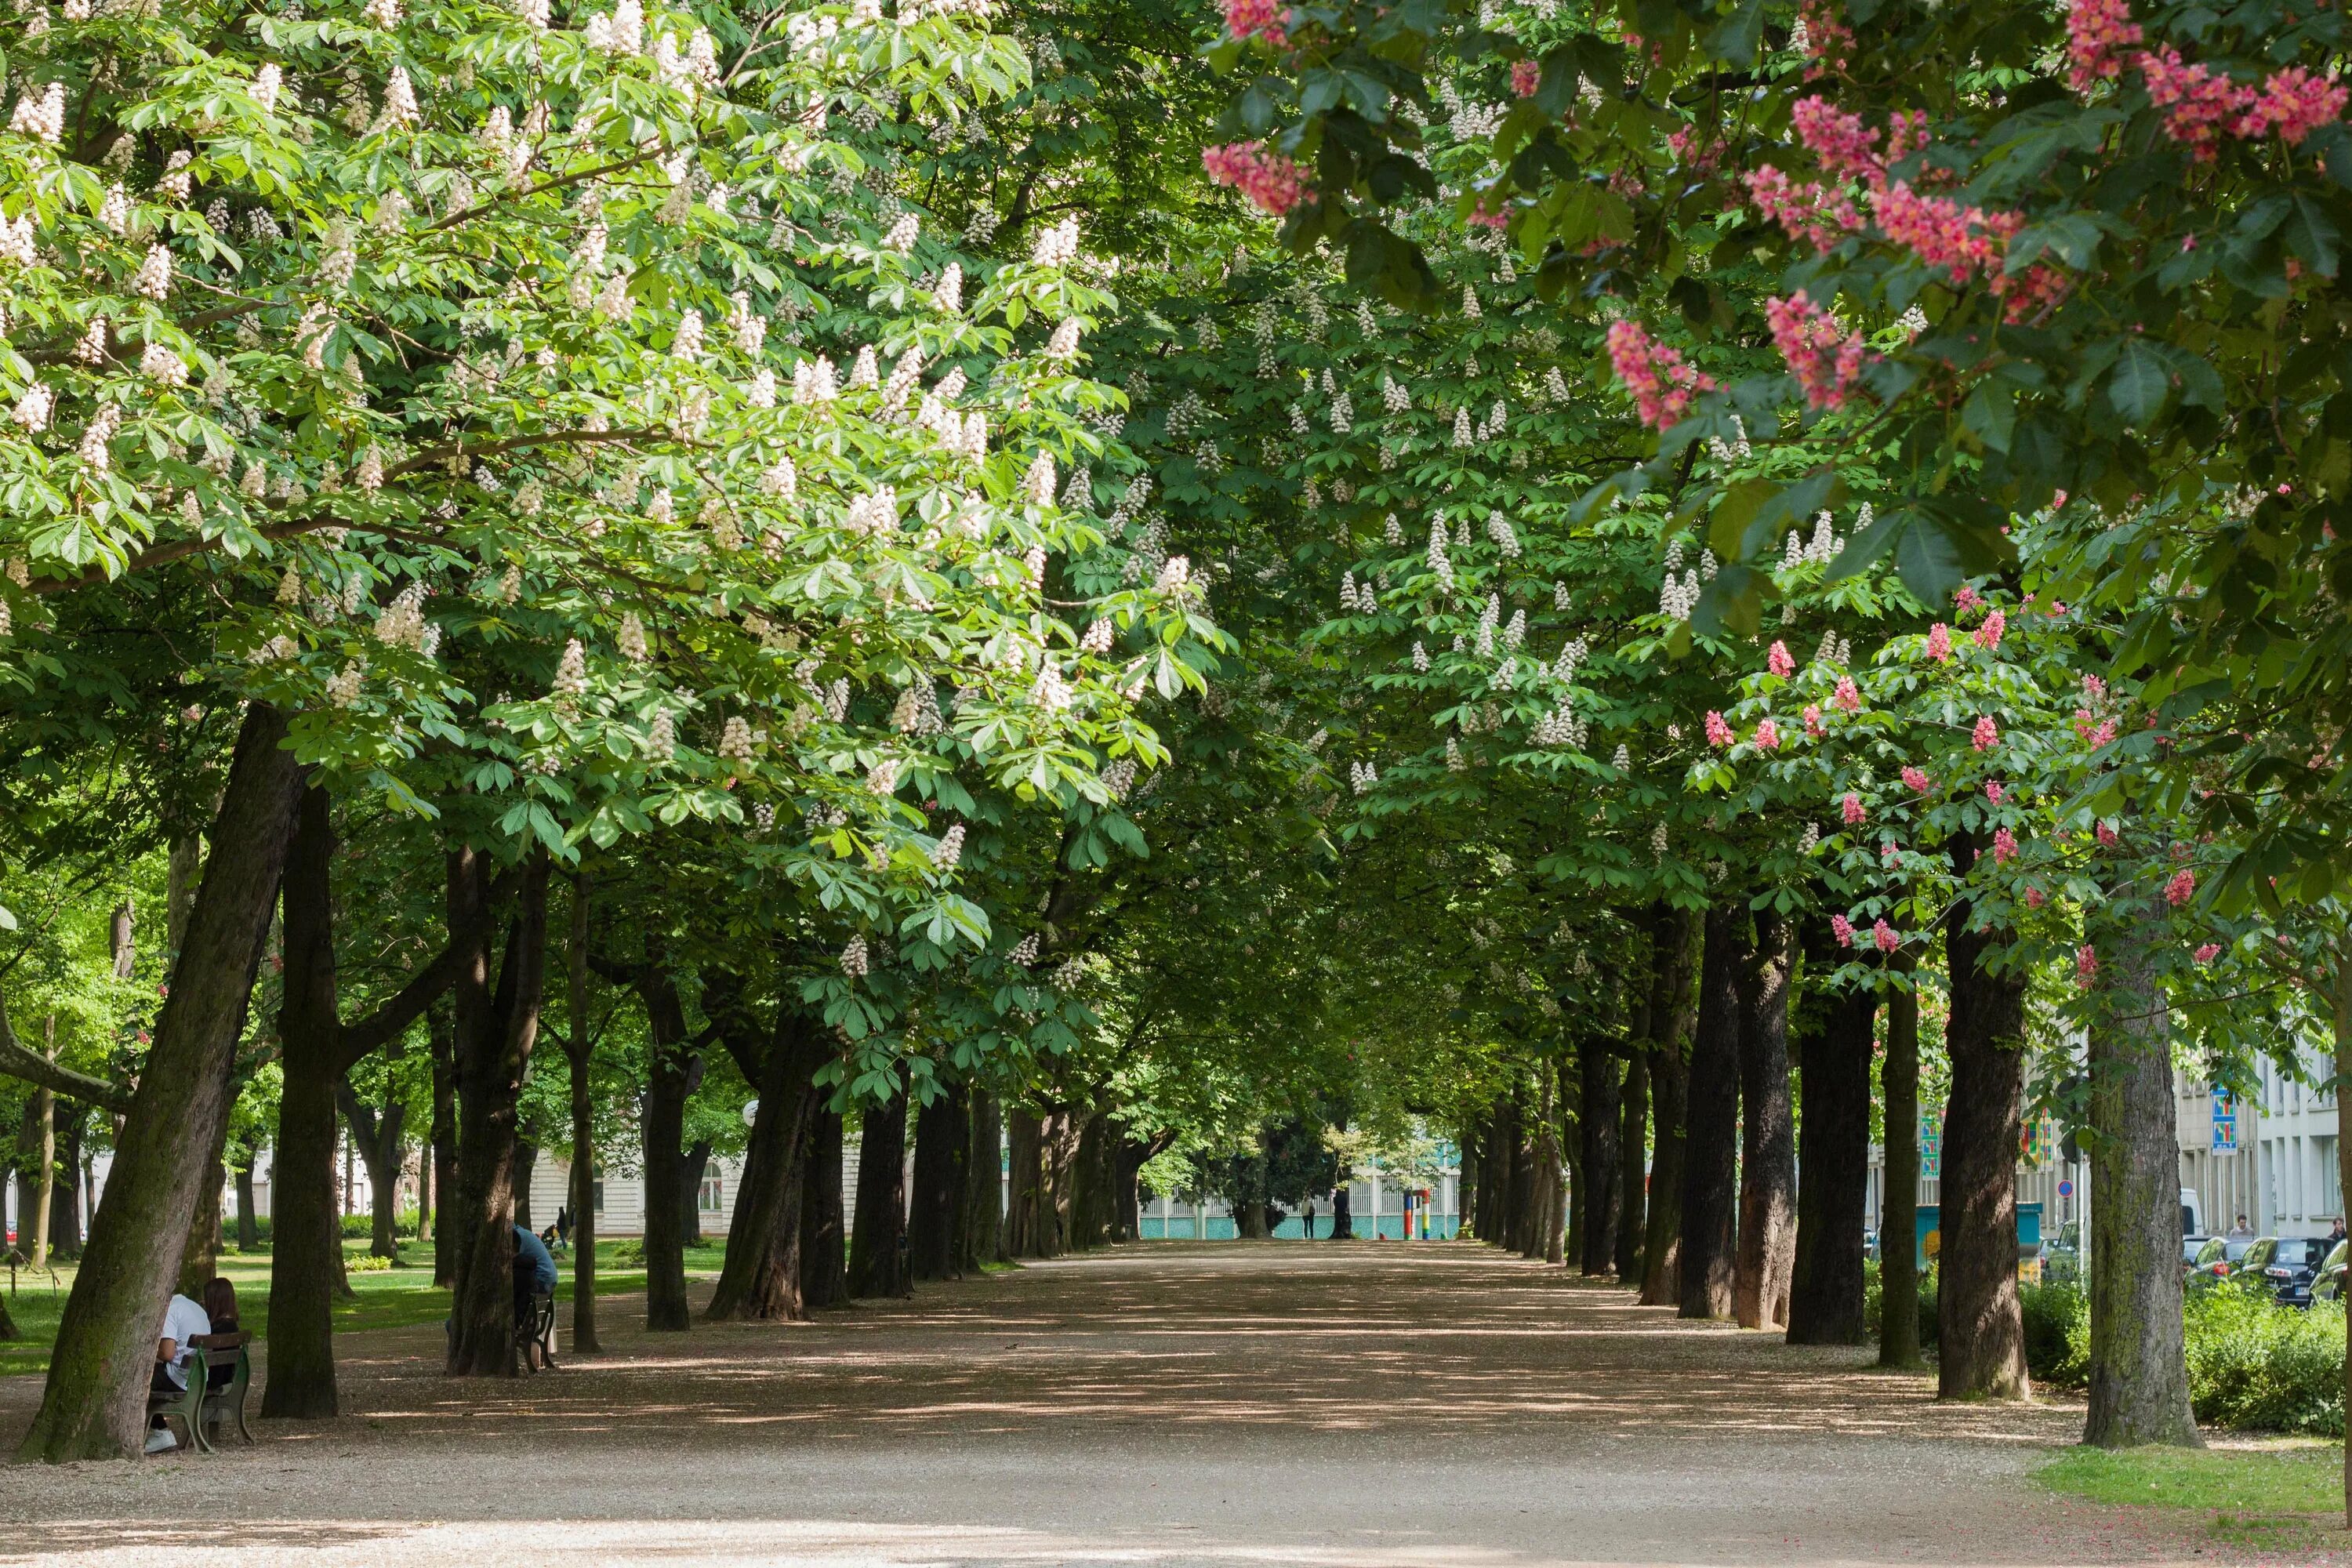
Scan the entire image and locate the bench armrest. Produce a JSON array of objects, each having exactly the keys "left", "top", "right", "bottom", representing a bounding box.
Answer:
[{"left": 188, "top": 1331, "right": 252, "bottom": 1351}]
